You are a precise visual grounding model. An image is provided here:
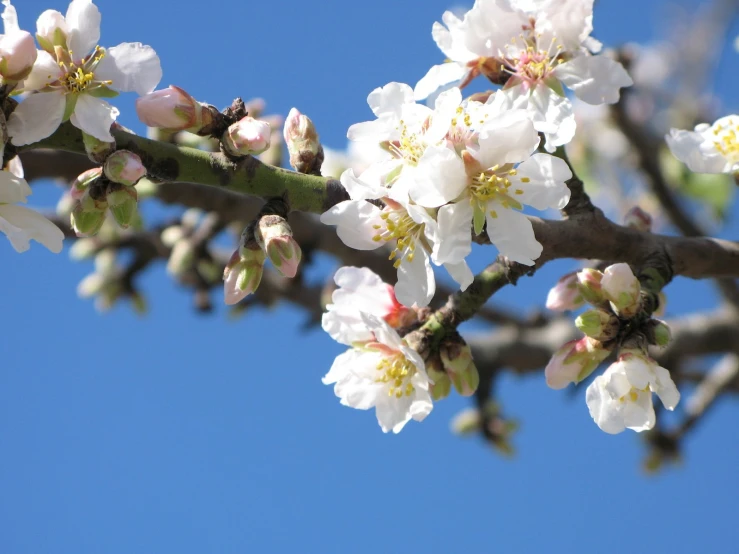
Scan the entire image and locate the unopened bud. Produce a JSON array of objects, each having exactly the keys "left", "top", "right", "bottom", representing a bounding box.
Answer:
[
  {"left": 77, "top": 273, "right": 105, "bottom": 298},
  {"left": 647, "top": 319, "right": 672, "bottom": 347},
  {"left": 70, "top": 167, "right": 103, "bottom": 200},
  {"left": 601, "top": 263, "right": 641, "bottom": 318},
  {"left": 0, "top": 30, "right": 37, "bottom": 83},
  {"left": 104, "top": 150, "right": 146, "bottom": 186},
  {"left": 425, "top": 356, "right": 452, "bottom": 401},
  {"left": 105, "top": 184, "right": 138, "bottom": 229},
  {"left": 284, "top": 107, "right": 321, "bottom": 173},
  {"left": 255, "top": 215, "right": 302, "bottom": 278},
  {"left": 545, "top": 336, "right": 611, "bottom": 389},
  {"left": 69, "top": 238, "right": 99, "bottom": 260},
  {"left": 167, "top": 239, "right": 195, "bottom": 276},
  {"left": 546, "top": 271, "right": 585, "bottom": 311},
  {"left": 575, "top": 309, "right": 620, "bottom": 341},
  {"left": 70, "top": 187, "right": 107, "bottom": 236},
  {"left": 135, "top": 85, "right": 209, "bottom": 132},
  {"left": 160, "top": 225, "right": 185, "bottom": 247},
  {"left": 82, "top": 132, "right": 115, "bottom": 164},
  {"left": 439, "top": 339, "right": 479, "bottom": 396},
  {"left": 223, "top": 245, "right": 266, "bottom": 305},
  {"left": 576, "top": 268, "right": 605, "bottom": 305},
  {"left": 450, "top": 408, "right": 482, "bottom": 435},
  {"left": 222, "top": 116, "right": 271, "bottom": 156},
  {"left": 624, "top": 206, "right": 652, "bottom": 232}
]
